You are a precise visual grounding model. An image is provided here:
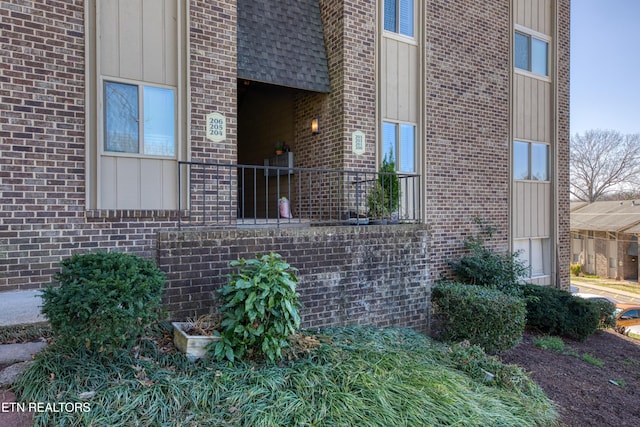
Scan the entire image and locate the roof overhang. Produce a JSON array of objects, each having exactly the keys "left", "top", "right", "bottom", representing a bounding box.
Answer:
[{"left": 237, "top": 0, "right": 331, "bottom": 93}]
